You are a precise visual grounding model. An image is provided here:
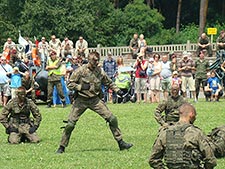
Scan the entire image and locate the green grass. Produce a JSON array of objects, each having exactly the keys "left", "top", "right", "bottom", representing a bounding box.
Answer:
[{"left": 0, "top": 99, "right": 225, "bottom": 169}]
